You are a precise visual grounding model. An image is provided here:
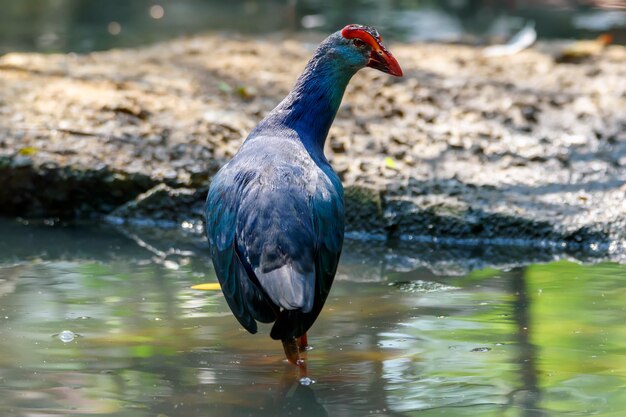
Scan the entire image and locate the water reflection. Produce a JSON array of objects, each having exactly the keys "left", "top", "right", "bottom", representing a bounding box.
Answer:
[
  {"left": 510, "top": 268, "right": 545, "bottom": 417},
  {"left": 0, "top": 221, "right": 625, "bottom": 416}
]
